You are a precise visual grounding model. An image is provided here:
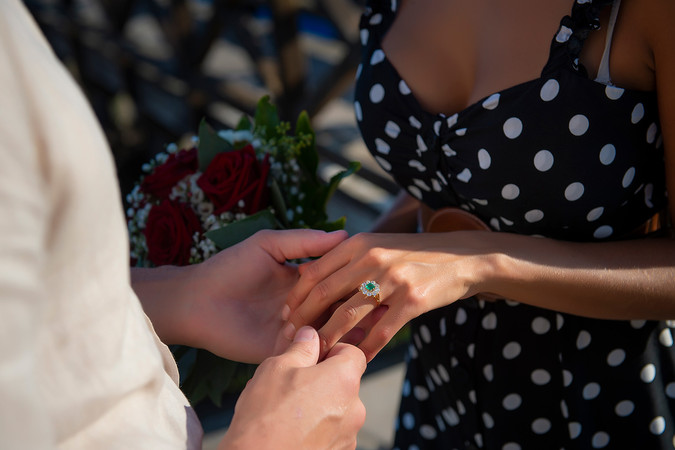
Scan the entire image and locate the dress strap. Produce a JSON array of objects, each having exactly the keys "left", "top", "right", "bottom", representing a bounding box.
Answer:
[
  {"left": 541, "top": 0, "right": 614, "bottom": 78},
  {"left": 594, "top": 0, "right": 621, "bottom": 85}
]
